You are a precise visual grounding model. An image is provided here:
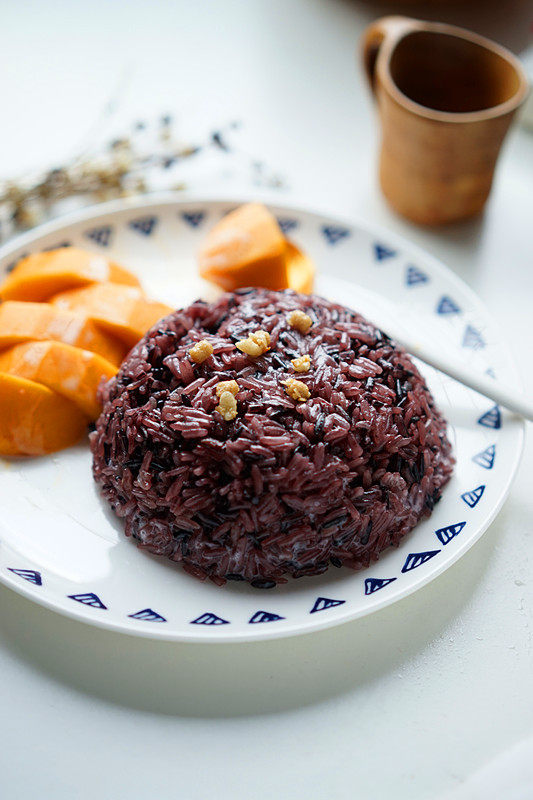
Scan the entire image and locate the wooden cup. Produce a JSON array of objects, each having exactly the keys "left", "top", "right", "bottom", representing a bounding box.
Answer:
[{"left": 361, "top": 16, "right": 529, "bottom": 225}]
